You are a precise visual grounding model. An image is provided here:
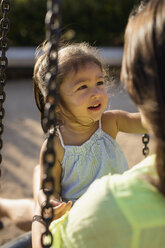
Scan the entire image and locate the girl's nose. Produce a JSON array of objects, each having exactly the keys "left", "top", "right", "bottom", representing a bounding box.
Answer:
[{"left": 90, "top": 87, "right": 100, "bottom": 98}]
